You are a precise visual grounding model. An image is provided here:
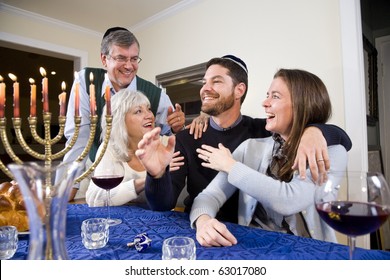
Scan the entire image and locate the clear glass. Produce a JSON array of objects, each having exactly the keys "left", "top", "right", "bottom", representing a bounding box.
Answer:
[
  {"left": 0, "top": 225, "right": 18, "bottom": 260},
  {"left": 162, "top": 236, "right": 196, "bottom": 260},
  {"left": 314, "top": 171, "right": 390, "bottom": 259},
  {"left": 81, "top": 218, "right": 109, "bottom": 249},
  {"left": 7, "top": 161, "right": 81, "bottom": 260},
  {"left": 91, "top": 160, "right": 124, "bottom": 226}
]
